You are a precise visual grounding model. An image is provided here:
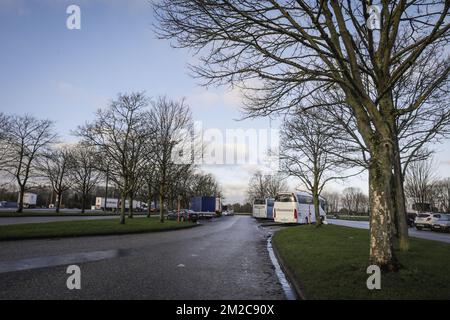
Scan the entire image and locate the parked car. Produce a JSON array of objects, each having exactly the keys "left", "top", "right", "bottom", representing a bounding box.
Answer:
[
  {"left": 166, "top": 209, "right": 199, "bottom": 222},
  {"left": 432, "top": 214, "right": 450, "bottom": 232},
  {"left": 414, "top": 213, "right": 442, "bottom": 230}
]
